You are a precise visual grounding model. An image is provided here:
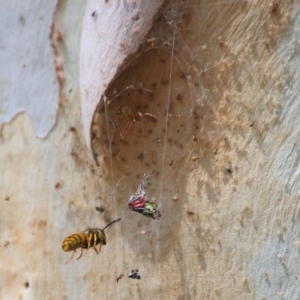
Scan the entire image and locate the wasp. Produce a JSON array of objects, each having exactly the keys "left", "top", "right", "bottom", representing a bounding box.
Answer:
[{"left": 62, "top": 218, "right": 121, "bottom": 264}]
